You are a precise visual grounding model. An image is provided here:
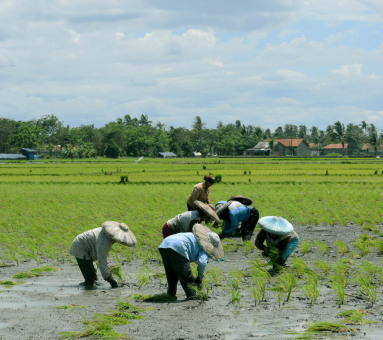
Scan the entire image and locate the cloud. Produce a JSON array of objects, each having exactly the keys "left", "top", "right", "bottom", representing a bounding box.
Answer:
[{"left": 332, "top": 63, "right": 363, "bottom": 77}]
